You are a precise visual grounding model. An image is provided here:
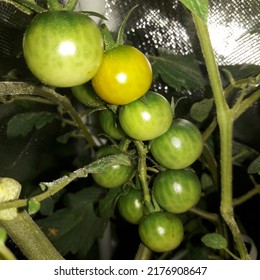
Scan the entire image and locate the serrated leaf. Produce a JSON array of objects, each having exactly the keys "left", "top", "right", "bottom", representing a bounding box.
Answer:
[
  {"left": 28, "top": 198, "right": 41, "bottom": 215},
  {"left": 248, "top": 155, "right": 260, "bottom": 175},
  {"left": 36, "top": 188, "right": 106, "bottom": 256},
  {"left": 99, "top": 188, "right": 122, "bottom": 219},
  {"left": 7, "top": 112, "right": 57, "bottom": 138},
  {"left": 190, "top": 98, "right": 213, "bottom": 122},
  {"left": 201, "top": 233, "right": 227, "bottom": 249},
  {"left": 150, "top": 50, "right": 206, "bottom": 91},
  {"left": 179, "top": 0, "right": 208, "bottom": 22}
]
